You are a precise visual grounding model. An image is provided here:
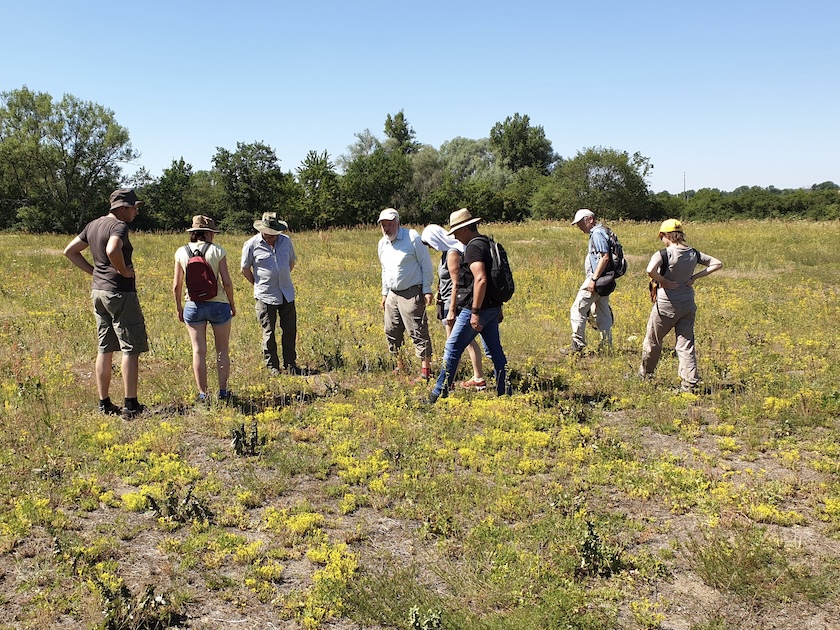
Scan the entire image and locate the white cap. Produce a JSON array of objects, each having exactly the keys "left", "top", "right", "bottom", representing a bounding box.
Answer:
[
  {"left": 571, "top": 208, "right": 595, "bottom": 225},
  {"left": 378, "top": 208, "right": 399, "bottom": 223}
]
